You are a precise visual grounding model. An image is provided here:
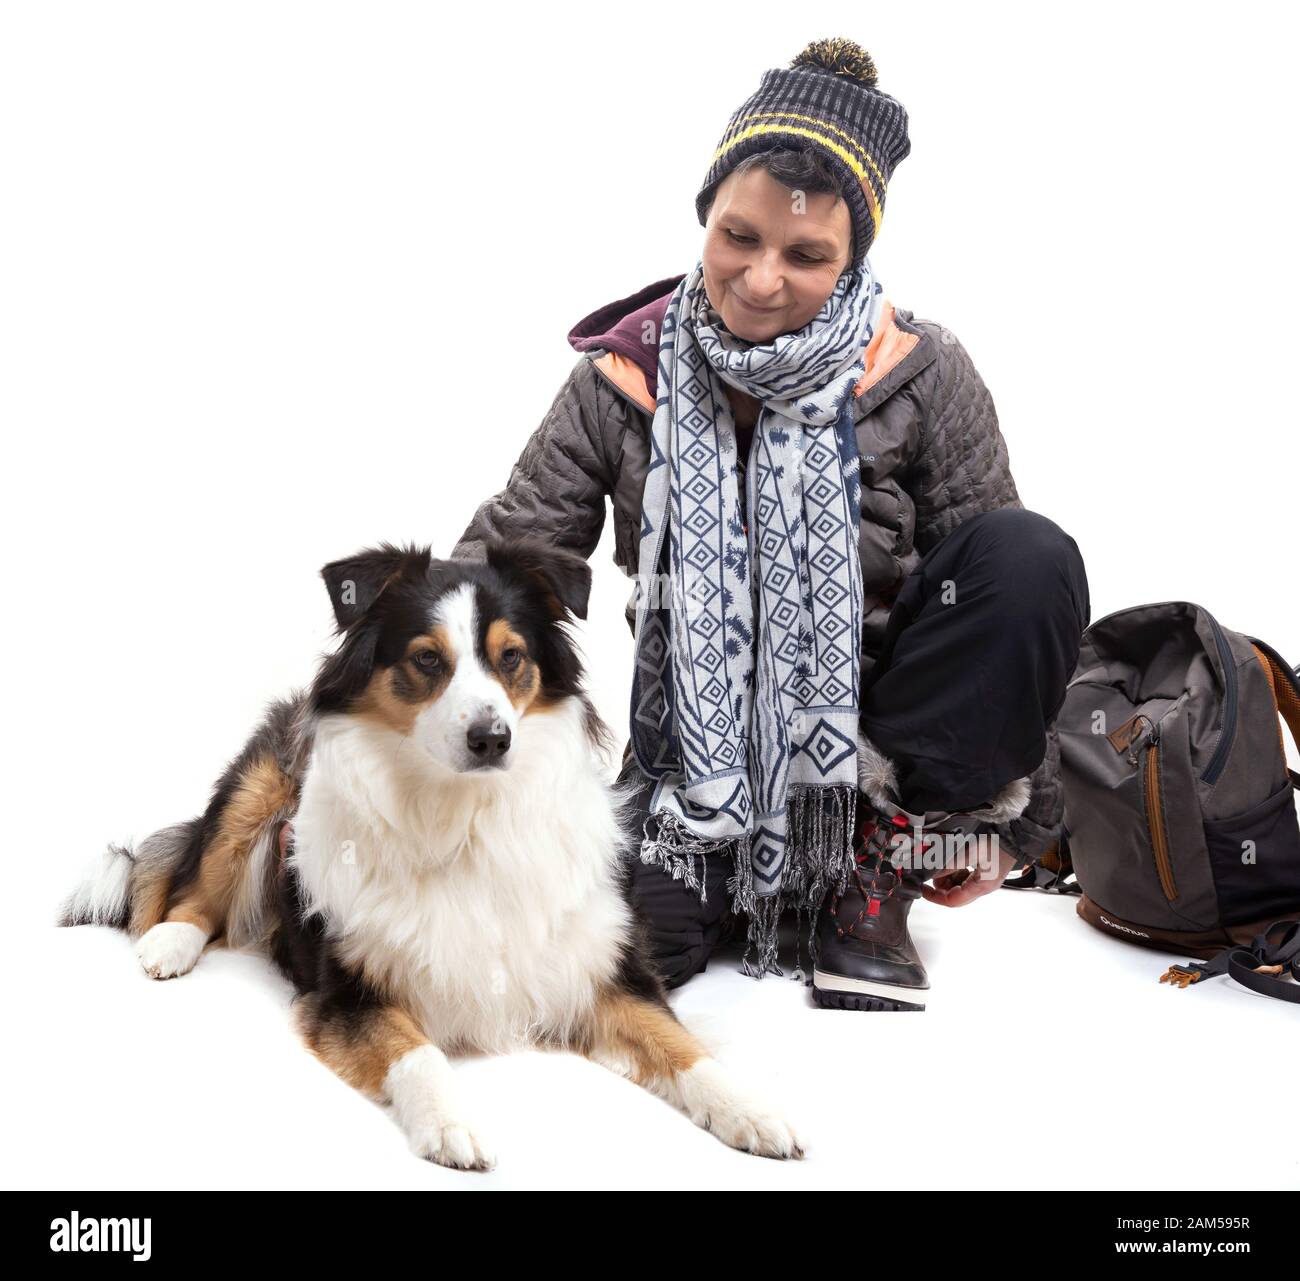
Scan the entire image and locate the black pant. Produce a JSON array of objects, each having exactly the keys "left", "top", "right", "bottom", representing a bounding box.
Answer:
[{"left": 619, "top": 506, "right": 1091, "bottom": 987}]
